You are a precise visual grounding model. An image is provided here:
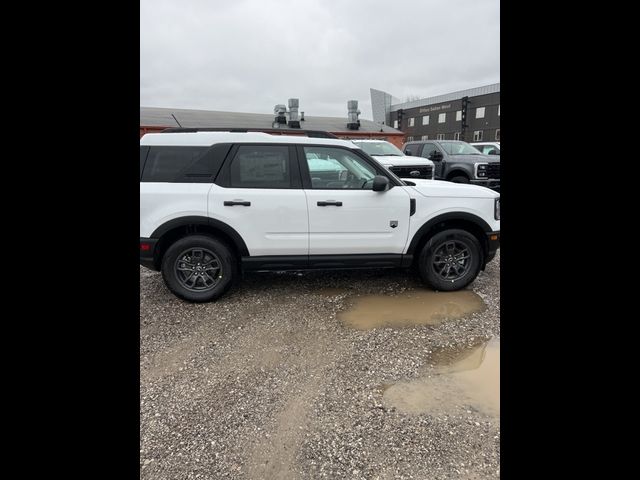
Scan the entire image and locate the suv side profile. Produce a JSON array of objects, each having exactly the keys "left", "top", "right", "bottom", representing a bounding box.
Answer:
[
  {"left": 350, "top": 139, "right": 435, "bottom": 181},
  {"left": 140, "top": 131, "right": 500, "bottom": 302},
  {"left": 403, "top": 140, "right": 500, "bottom": 190}
]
